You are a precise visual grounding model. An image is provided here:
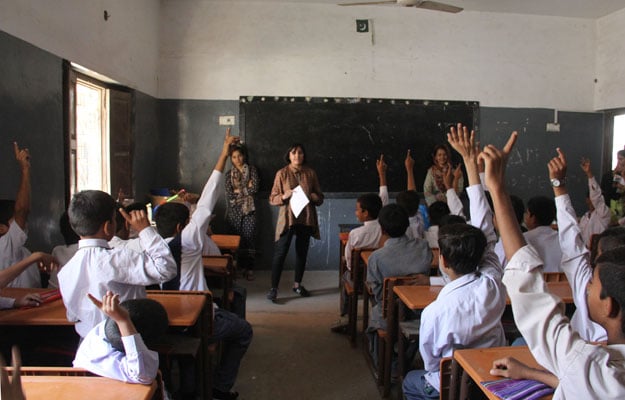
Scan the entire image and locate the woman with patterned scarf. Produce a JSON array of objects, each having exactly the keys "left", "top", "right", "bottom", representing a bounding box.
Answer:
[
  {"left": 225, "top": 144, "right": 259, "bottom": 280},
  {"left": 423, "top": 144, "right": 464, "bottom": 206}
]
